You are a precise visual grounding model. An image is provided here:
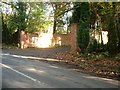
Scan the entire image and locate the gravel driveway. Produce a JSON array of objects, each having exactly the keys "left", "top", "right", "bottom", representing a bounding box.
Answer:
[{"left": 2, "top": 47, "right": 70, "bottom": 59}]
